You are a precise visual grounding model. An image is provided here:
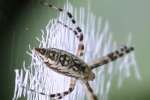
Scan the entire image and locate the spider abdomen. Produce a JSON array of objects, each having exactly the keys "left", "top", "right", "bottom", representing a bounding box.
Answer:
[{"left": 34, "top": 48, "right": 95, "bottom": 80}]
